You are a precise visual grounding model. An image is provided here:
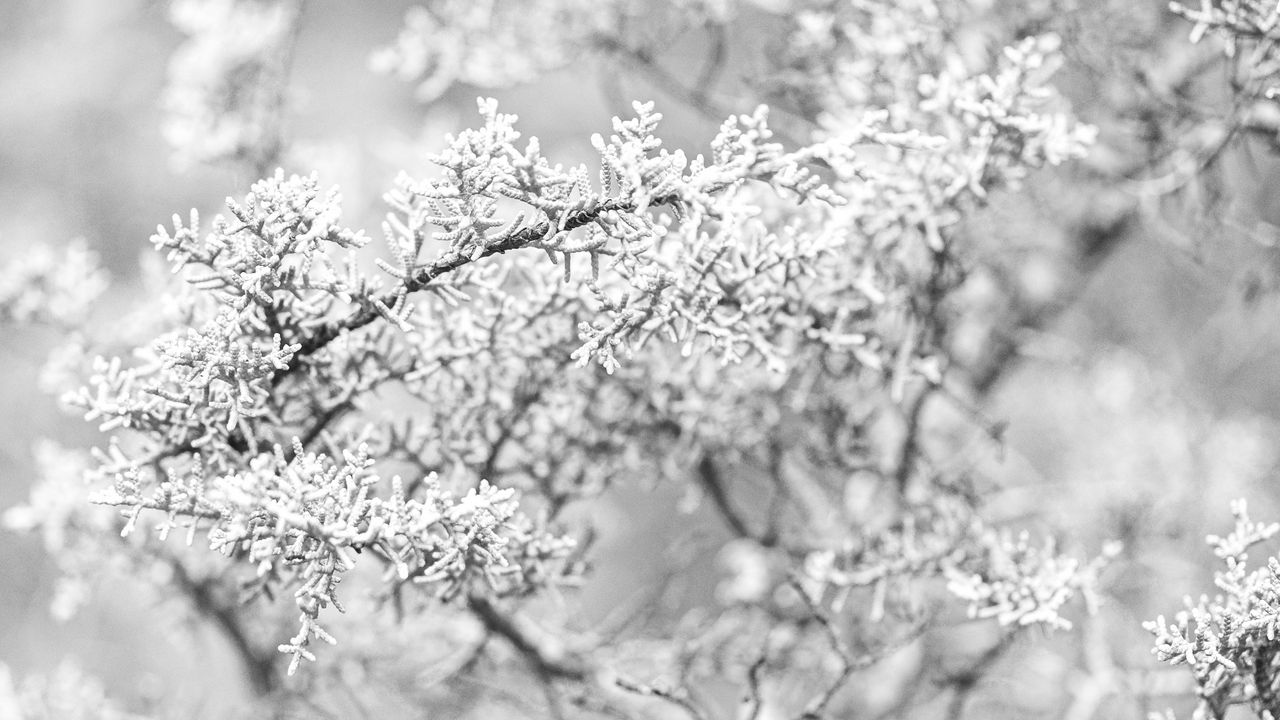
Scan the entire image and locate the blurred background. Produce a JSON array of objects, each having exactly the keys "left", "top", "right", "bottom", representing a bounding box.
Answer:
[{"left": 5, "top": 1, "right": 1280, "bottom": 718}]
